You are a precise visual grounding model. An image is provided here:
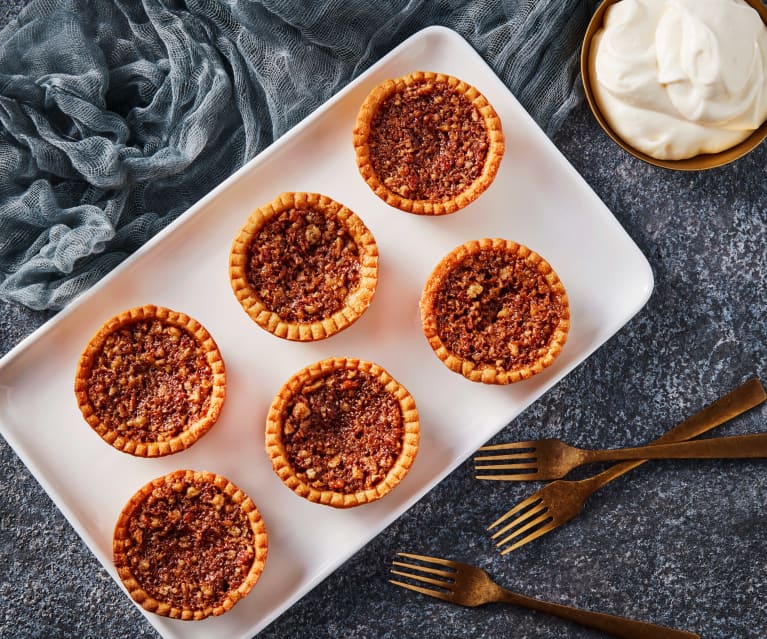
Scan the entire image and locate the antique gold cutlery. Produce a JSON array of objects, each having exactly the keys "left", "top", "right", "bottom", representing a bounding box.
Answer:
[
  {"left": 483, "top": 378, "right": 766, "bottom": 554},
  {"left": 390, "top": 552, "right": 699, "bottom": 638},
  {"left": 475, "top": 431, "right": 767, "bottom": 481}
]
